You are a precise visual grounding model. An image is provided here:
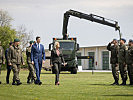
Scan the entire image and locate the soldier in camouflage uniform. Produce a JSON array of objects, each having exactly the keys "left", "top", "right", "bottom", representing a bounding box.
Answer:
[
  {"left": 0, "top": 41, "right": 5, "bottom": 84},
  {"left": 118, "top": 38, "right": 127, "bottom": 85},
  {"left": 8, "top": 39, "right": 25, "bottom": 85},
  {"left": 26, "top": 41, "right": 36, "bottom": 84},
  {"left": 126, "top": 39, "right": 133, "bottom": 85},
  {"left": 107, "top": 39, "right": 119, "bottom": 85}
]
